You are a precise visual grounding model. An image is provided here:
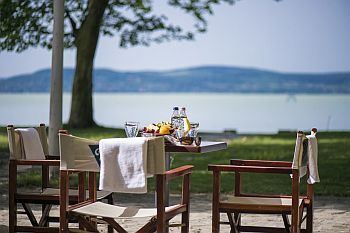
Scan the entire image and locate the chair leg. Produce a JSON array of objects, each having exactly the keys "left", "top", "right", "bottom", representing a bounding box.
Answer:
[
  {"left": 156, "top": 175, "right": 166, "bottom": 233},
  {"left": 306, "top": 204, "right": 313, "bottom": 233},
  {"left": 39, "top": 204, "right": 52, "bottom": 226},
  {"left": 9, "top": 161, "right": 17, "bottom": 233},
  {"left": 212, "top": 171, "right": 220, "bottom": 233},
  {"left": 181, "top": 209, "right": 190, "bottom": 233},
  {"left": 227, "top": 213, "right": 234, "bottom": 231},
  {"left": 9, "top": 201, "right": 16, "bottom": 233},
  {"left": 282, "top": 214, "right": 291, "bottom": 233},
  {"left": 8, "top": 203, "right": 16, "bottom": 233},
  {"left": 181, "top": 174, "right": 190, "bottom": 233},
  {"left": 107, "top": 194, "right": 114, "bottom": 233},
  {"left": 227, "top": 212, "right": 240, "bottom": 233},
  {"left": 22, "top": 203, "right": 39, "bottom": 226},
  {"left": 75, "top": 215, "right": 99, "bottom": 232},
  {"left": 234, "top": 213, "right": 241, "bottom": 233},
  {"left": 60, "top": 171, "right": 69, "bottom": 233},
  {"left": 136, "top": 217, "right": 157, "bottom": 233}
]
